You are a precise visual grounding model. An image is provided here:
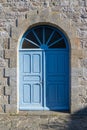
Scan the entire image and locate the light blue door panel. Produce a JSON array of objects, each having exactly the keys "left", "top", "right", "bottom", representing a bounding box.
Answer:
[
  {"left": 46, "top": 50, "right": 69, "bottom": 110},
  {"left": 23, "top": 84, "right": 31, "bottom": 103},
  {"left": 23, "top": 54, "right": 31, "bottom": 73},
  {"left": 19, "top": 51, "right": 43, "bottom": 110},
  {"left": 32, "top": 84, "right": 41, "bottom": 104},
  {"left": 32, "top": 54, "right": 41, "bottom": 73}
]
